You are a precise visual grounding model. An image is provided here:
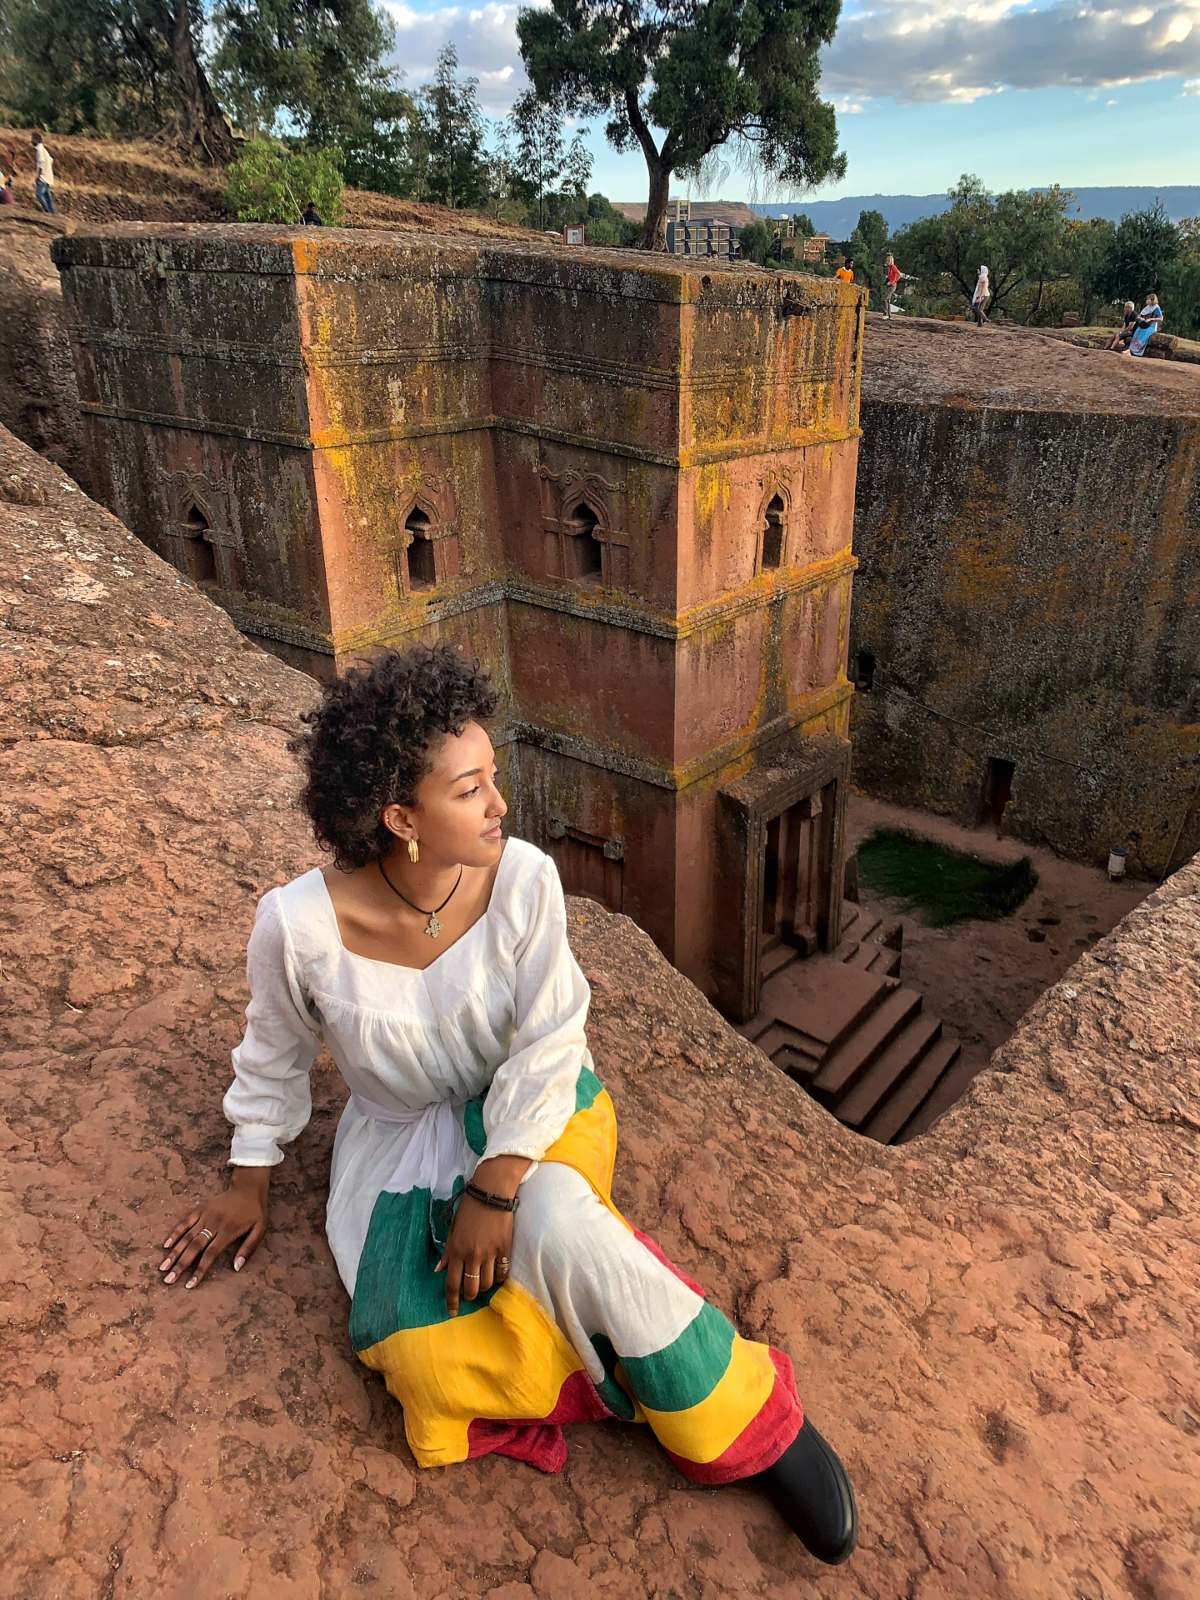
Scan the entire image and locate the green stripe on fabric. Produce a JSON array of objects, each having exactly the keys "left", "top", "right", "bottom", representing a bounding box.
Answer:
[
  {"left": 463, "top": 1062, "right": 600, "bottom": 1159},
  {"left": 349, "top": 1185, "right": 494, "bottom": 1350},
  {"left": 617, "top": 1301, "right": 735, "bottom": 1413},
  {"left": 574, "top": 1063, "right": 604, "bottom": 1113},
  {"left": 589, "top": 1333, "right": 637, "bottom": 1421},
  {"left": 463, "top": 1098, "right": 486, "bottom": 1156}
]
